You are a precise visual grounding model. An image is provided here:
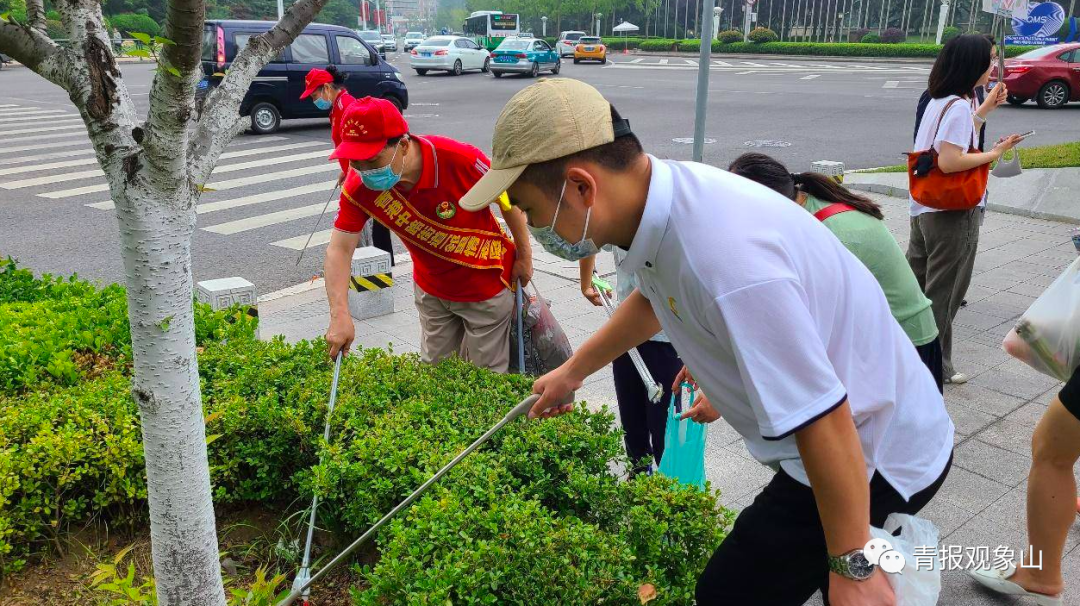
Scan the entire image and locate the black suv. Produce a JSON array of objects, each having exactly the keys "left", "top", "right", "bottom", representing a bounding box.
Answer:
[{"left": 200, "top": 20, "right": 409, "bottom": 134}]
